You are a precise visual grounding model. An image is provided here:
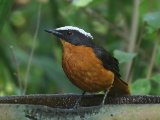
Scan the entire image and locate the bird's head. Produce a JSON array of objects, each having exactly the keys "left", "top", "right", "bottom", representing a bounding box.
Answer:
[{"left": 45, "top": 26, "right": 94, "bottom": 46}]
